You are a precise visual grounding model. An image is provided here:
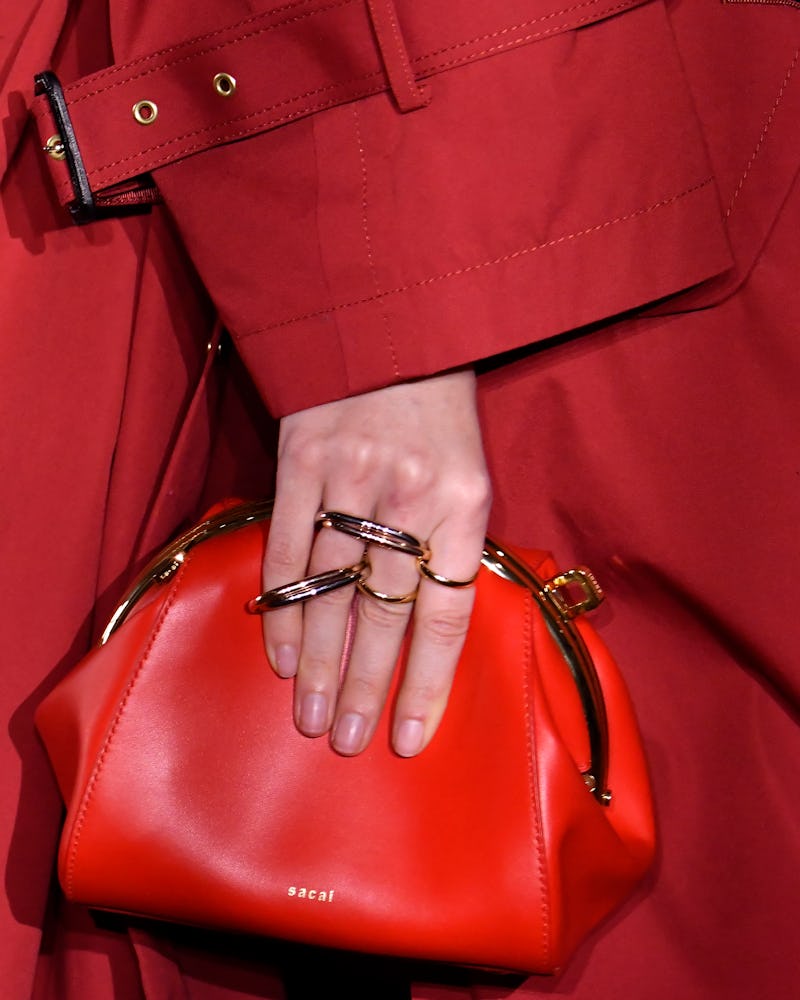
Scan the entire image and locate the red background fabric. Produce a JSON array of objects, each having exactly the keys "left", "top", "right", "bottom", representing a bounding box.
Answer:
[{"left": 2, "top": 1, "right": 798, "bottom": 997}]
